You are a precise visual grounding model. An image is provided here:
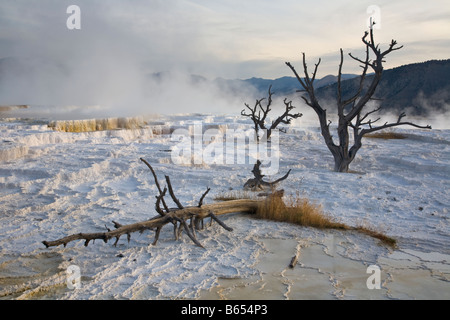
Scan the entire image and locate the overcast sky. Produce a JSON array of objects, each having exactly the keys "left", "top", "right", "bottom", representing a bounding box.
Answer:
[
  {"left": 1, "top": 0, "right": 449, "bottom": 79},
  {"left": 0, "top": 0, "right": 449, "bottom": 113}
]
